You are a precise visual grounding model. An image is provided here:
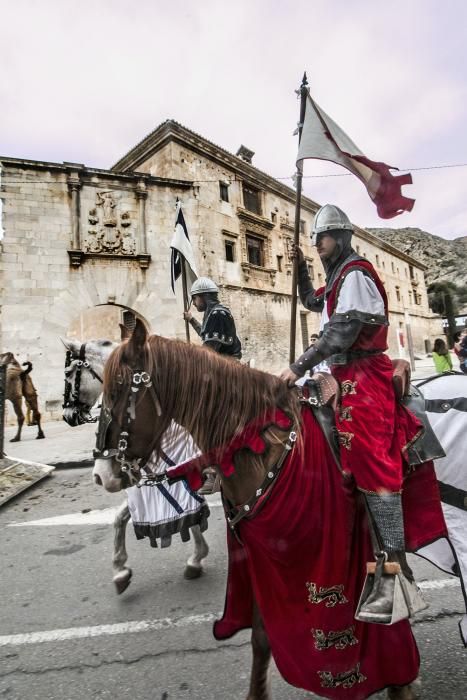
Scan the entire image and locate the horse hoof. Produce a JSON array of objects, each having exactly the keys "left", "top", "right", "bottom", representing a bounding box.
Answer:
[
  {"left": 388, "top": 684, "right": 419, "bottom": 700},
  {"left": 114, "top": 568, "right": 132, "bottom": 594},
  {"left": 36, "top": 434, "right": 45, "bottom": 439},
  {"left": 184, "top": 565, "right": 203, "bottom": 580},
  {"left": 10, "top": 437, "right": 20, "bottom": 443}
]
